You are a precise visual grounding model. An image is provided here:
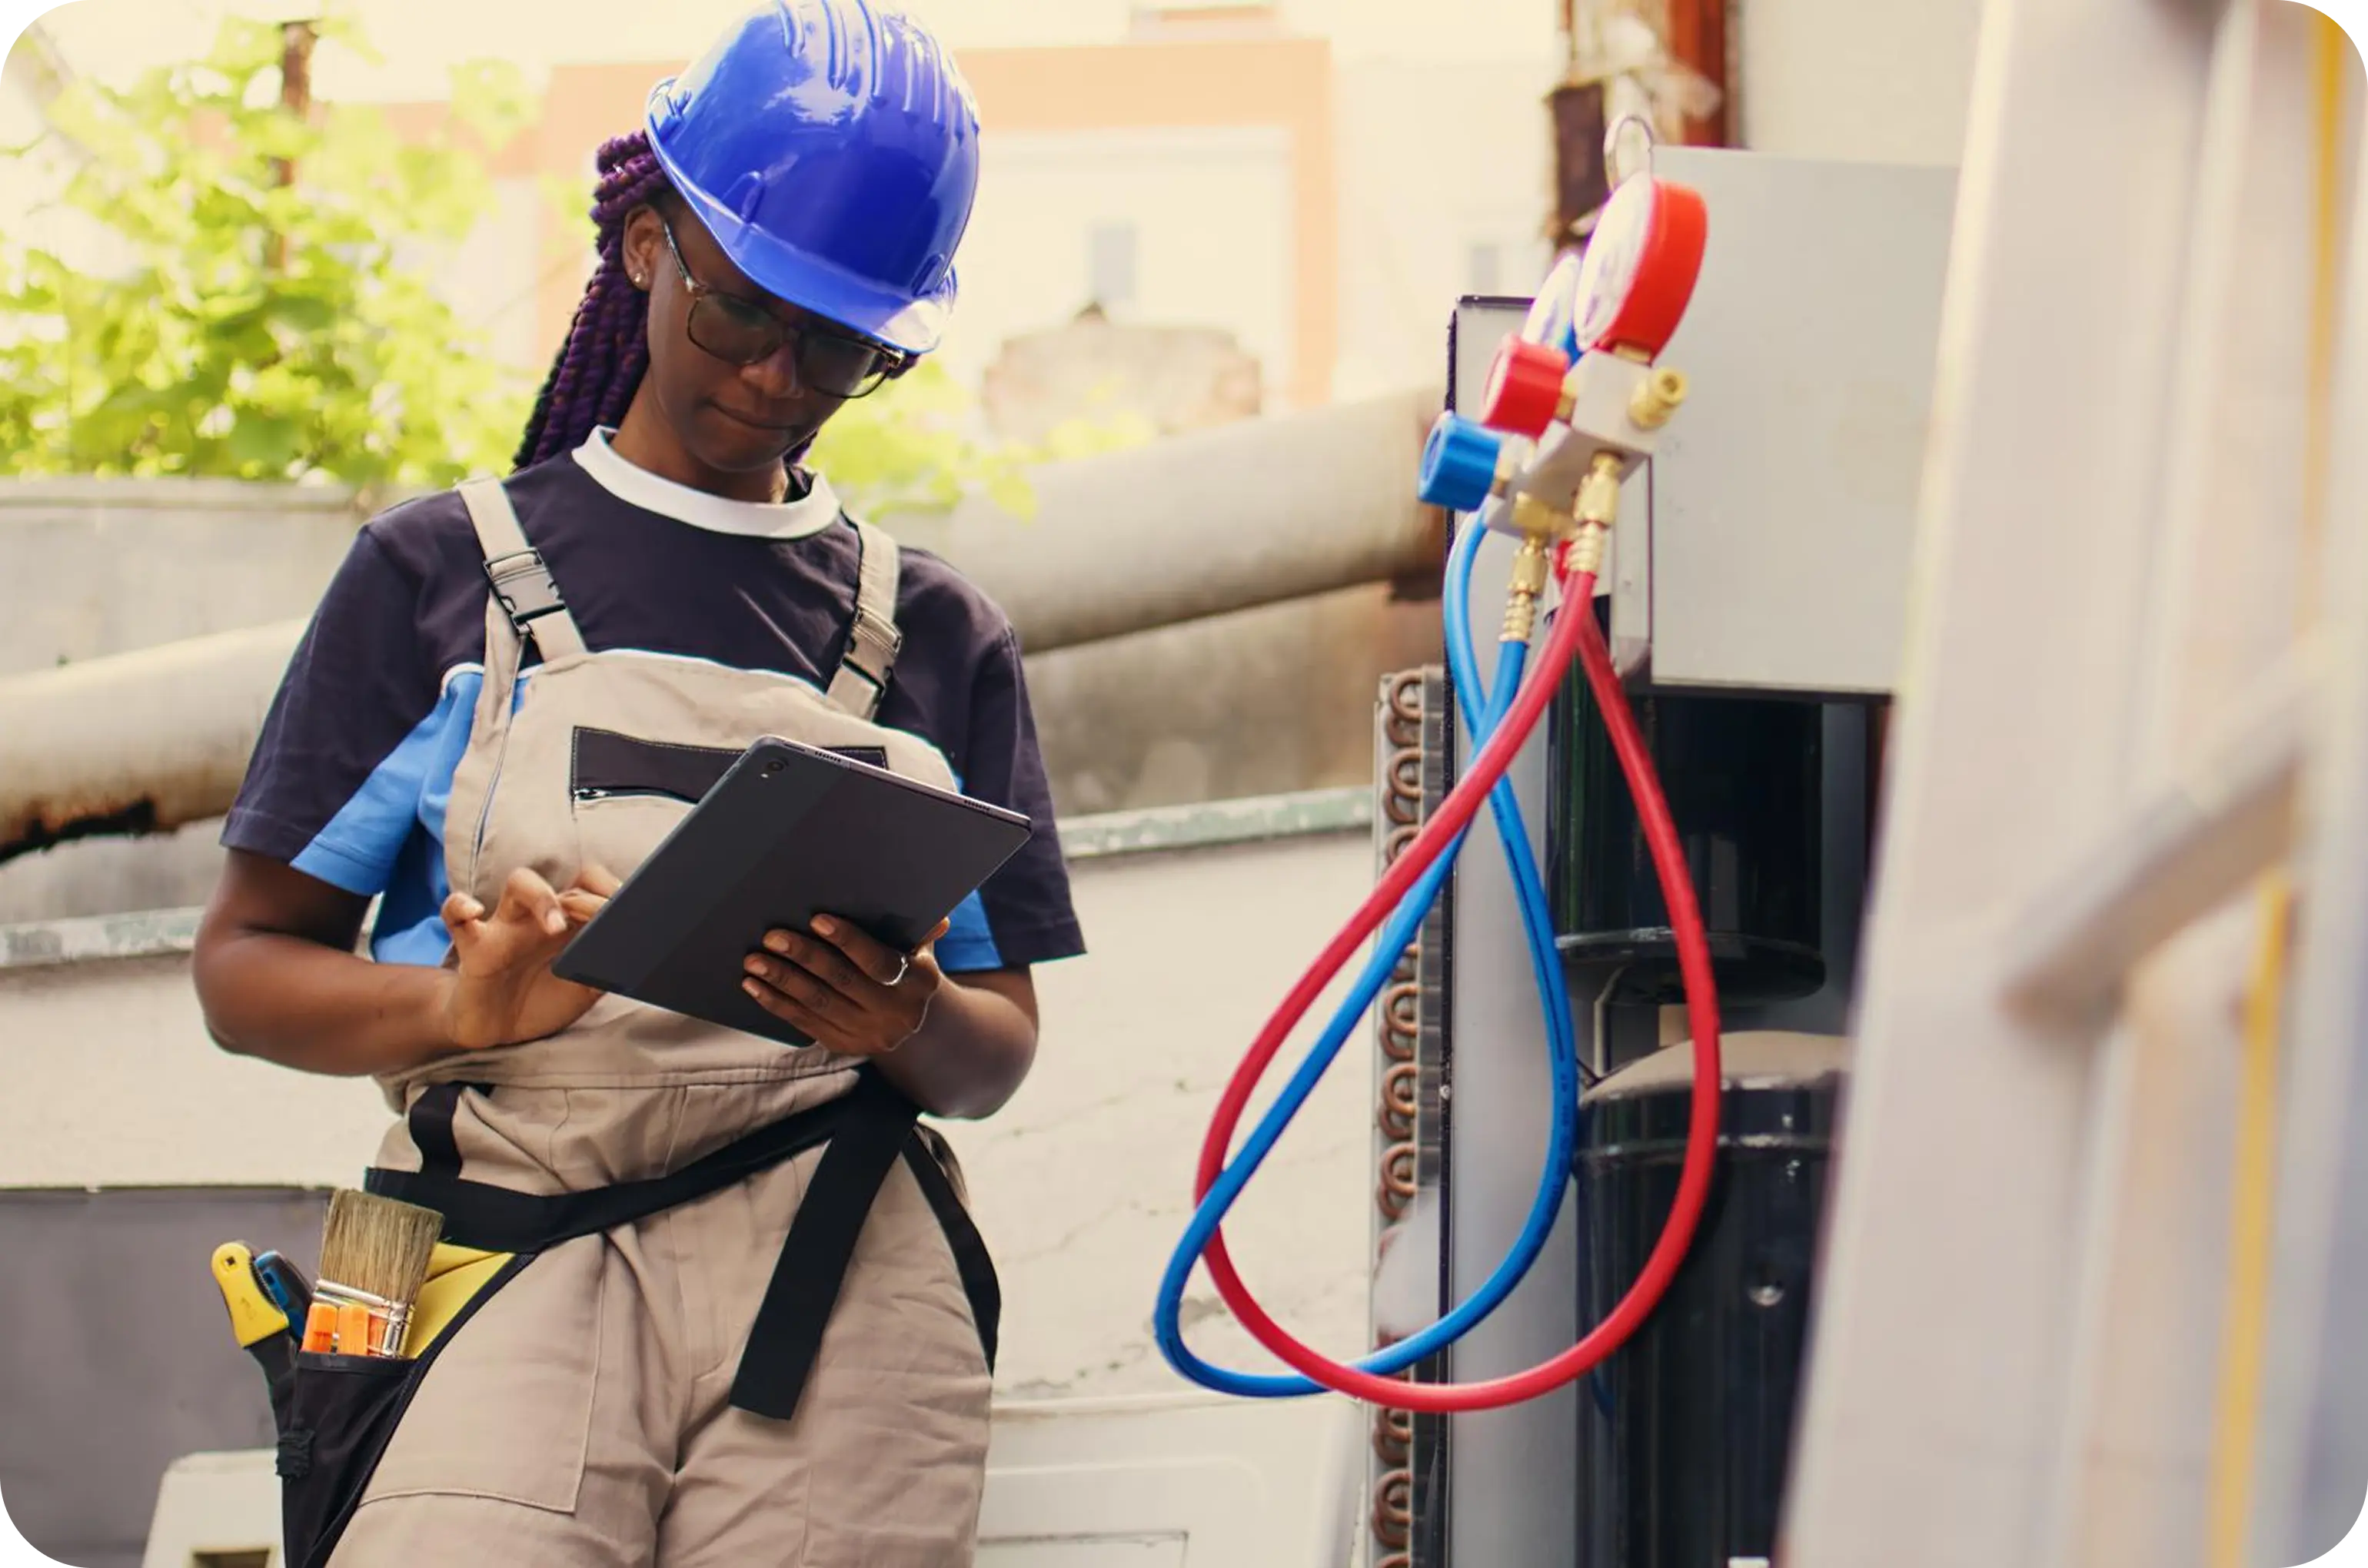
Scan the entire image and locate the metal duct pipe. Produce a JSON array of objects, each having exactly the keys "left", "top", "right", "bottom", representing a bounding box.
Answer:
[
  {"left": 0, "top": 388, "right": 1444, "bottom": 861},
  {"left": 898, "top": 385, "right": 1445, "bottom": 652},
  {"left": 0, "top": 625, "right": 304, "bottom": 862}
]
